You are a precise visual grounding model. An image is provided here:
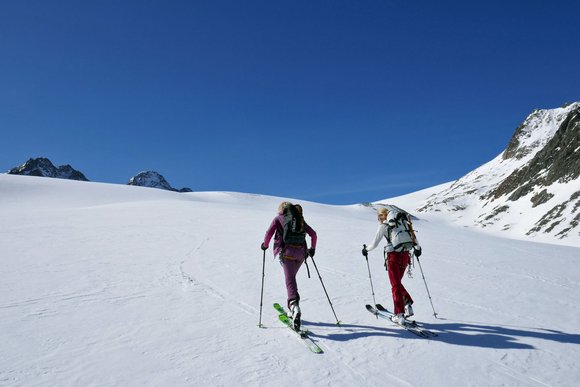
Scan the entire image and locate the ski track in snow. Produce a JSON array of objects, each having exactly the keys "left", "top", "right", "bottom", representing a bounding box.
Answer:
[
  {"left": 179, "top": 237, "right": 257, "bottom": 316},
  {"left": 179, "top": 238, "right": 227, "bottom": 302}
]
